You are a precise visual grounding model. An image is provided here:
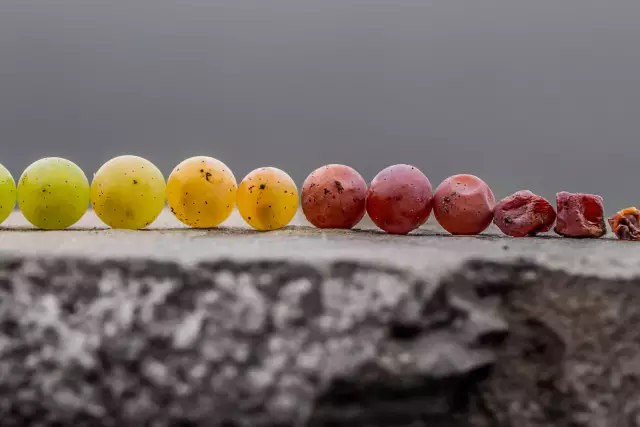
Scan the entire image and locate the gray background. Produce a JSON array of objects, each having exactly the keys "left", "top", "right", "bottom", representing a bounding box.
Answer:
[{"left": 0, "top": 0, "right": 638, "bottom": 212}]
